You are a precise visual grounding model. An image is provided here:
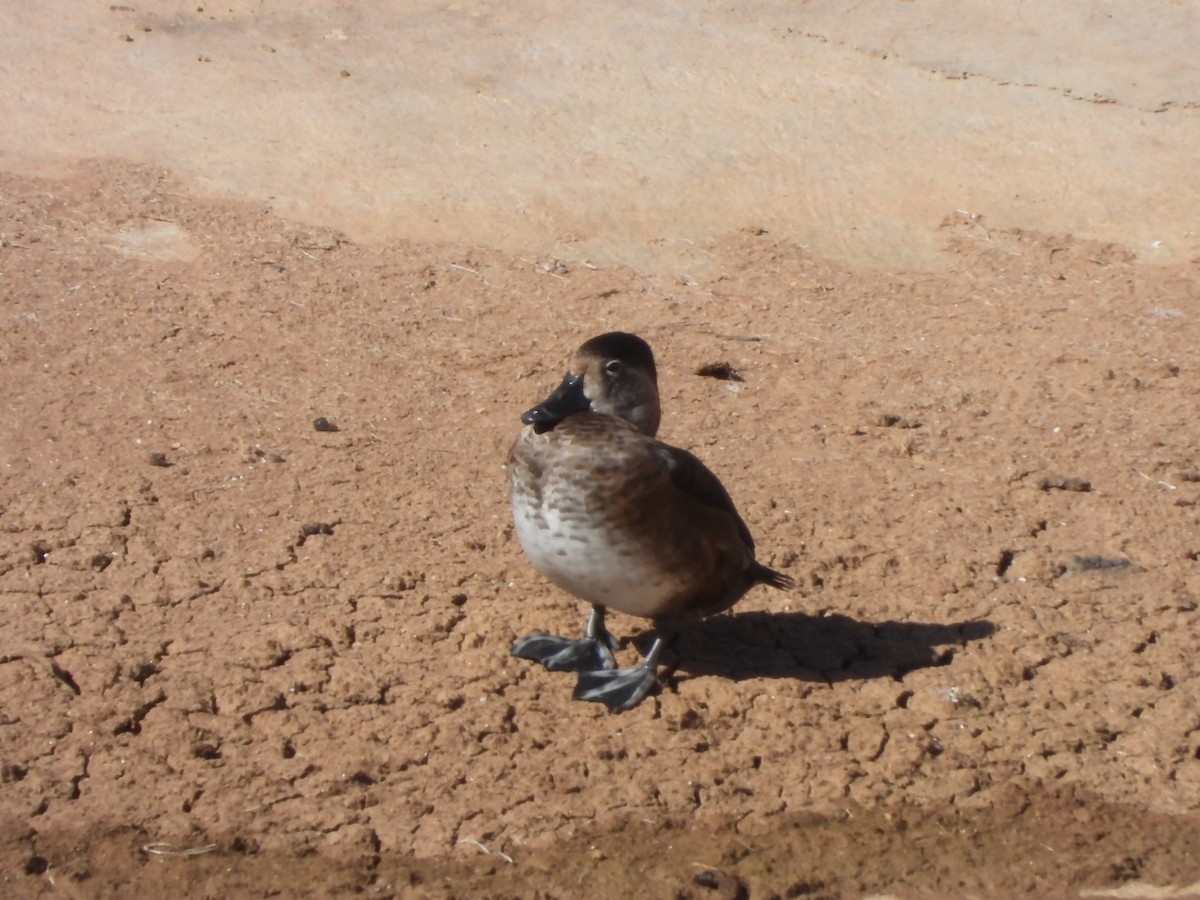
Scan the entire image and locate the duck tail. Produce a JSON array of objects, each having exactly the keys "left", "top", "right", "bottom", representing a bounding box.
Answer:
[{"left": 751, "top": 561, "right": 795, "bottom": 591}]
